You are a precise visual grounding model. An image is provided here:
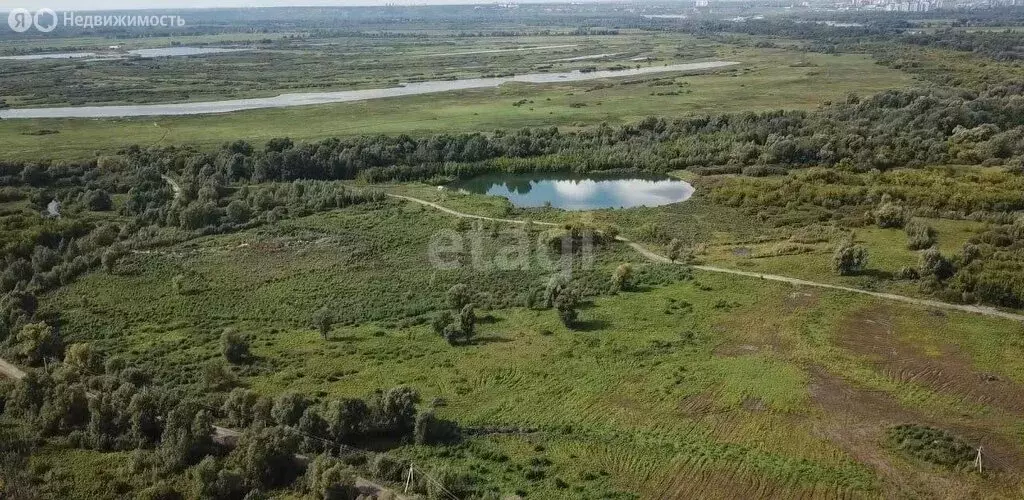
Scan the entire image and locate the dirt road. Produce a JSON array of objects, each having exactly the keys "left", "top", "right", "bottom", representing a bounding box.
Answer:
[{"left": 388, "top": 193, "right": 1024, "bottom": 323}]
